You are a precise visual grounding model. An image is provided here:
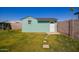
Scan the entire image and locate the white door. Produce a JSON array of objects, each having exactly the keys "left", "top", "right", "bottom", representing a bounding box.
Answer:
[{"left": 50, "top": 23, "right": 57, "bottom": 32}]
